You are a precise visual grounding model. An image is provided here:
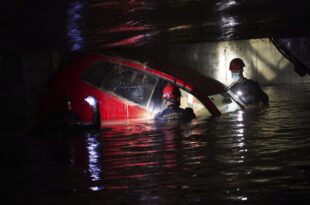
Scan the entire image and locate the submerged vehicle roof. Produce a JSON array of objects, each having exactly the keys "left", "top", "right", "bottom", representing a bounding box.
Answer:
[
  {"left": 66, "top": 52, "right": 228, "bottom": 96},
  {"left": 95, "top": 53, "right": 228, "bottom": 110}
]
